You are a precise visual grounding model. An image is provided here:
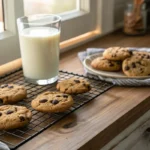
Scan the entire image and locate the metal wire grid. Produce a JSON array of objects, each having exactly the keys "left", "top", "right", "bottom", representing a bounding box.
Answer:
[{"left": 0, "top": 69, "right": 114, "bottom": 149}]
